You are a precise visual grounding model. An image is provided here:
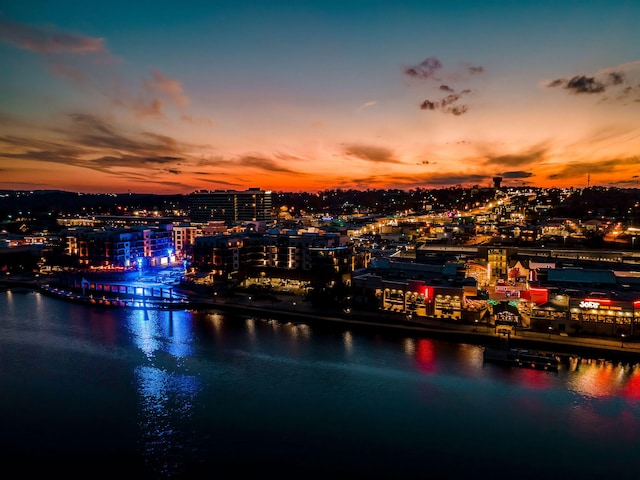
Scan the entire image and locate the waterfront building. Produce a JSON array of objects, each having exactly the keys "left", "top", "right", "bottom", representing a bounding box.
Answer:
[
  {"left": 527, "top": 267, "right": 640, "bottom": 337},
  {"left": 63, "top": 225, "right": 173, "bottom": 268},
  {"left": 190, "top": 228, "right": 366, "bottom": 288},
  {"left": 351, "top": 257, "right": 486, "bottom": 322},
  {"left": 171, "top": 223, "right": 198, "bottom": 261}
]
